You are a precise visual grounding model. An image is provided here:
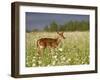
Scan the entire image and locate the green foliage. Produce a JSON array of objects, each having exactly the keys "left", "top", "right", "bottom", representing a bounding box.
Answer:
[
  {"left": 49, "top": 21, "right": 58, "bottom": 31},
  {"left": 26, "top": 29, "right": 31, "bottom": 33},
  {"left": 26, "top": 20, "right": 89, "bottom": 32},
  {"left": 44, "top": 25, "right": 49, "bottom": 32},
  {"left": 43, "top": 20, "right": 89, "bottom": 32},
  {"left": 32, "top": 28, "right": 39, "bottom": 32}
]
